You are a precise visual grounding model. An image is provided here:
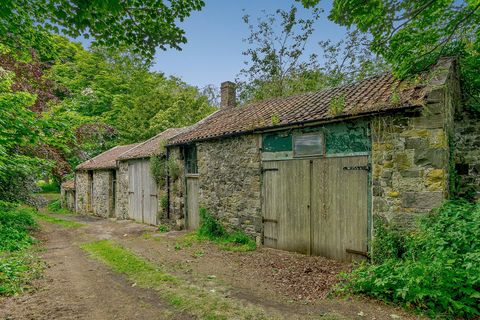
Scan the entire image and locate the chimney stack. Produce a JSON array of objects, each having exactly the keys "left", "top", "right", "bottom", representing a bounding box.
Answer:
[{"left": 220, "top": 81, "right": 236, "bottom": 109}]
